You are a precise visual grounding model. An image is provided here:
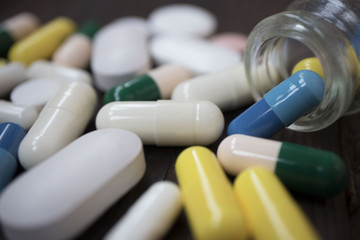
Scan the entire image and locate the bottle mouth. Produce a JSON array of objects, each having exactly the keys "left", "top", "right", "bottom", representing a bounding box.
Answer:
[{"left": 244, "top": 10, "right": 357, "bottom": 132}]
